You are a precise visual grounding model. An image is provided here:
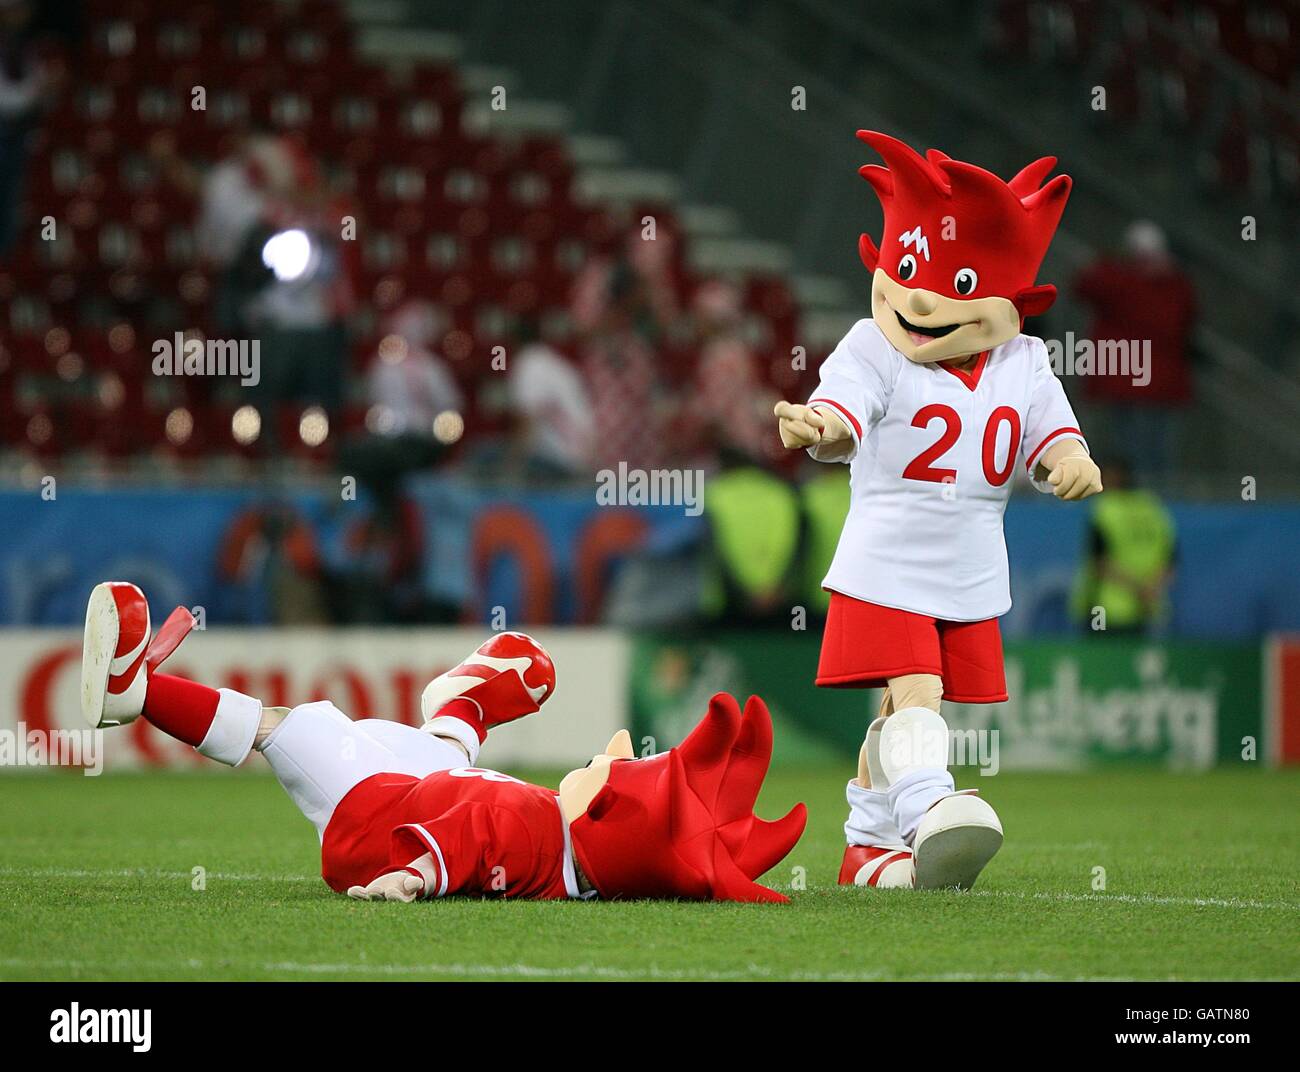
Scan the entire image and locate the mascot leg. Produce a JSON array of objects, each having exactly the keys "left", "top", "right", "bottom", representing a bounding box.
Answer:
[
  {"left": 873, "top": 673, "right": 1002, "bottom": 891},
  {"left": 837, "top": 676, "right": 937, "bottom": 889}
]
